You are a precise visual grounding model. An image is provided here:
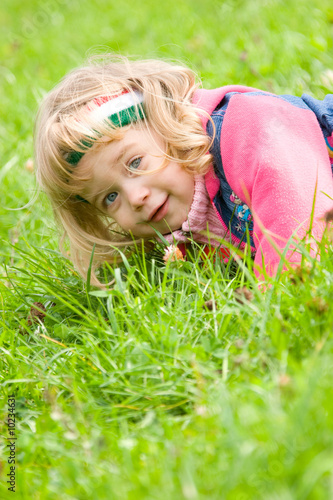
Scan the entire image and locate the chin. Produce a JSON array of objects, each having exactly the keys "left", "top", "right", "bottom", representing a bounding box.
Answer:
[{"left": 170, "top": 220, "right": 185, "bottom": 231}]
